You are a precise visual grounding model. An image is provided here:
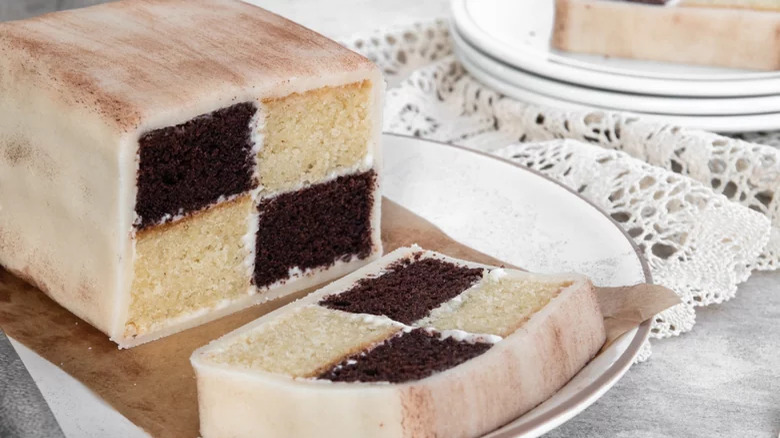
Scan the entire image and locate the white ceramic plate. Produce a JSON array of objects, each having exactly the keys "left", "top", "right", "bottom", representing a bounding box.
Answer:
[
  {"left": 451, "top": 0, "right": 780, "bottom": 97},
  {"left": 453, "top": 28, "right": 780, "bottom": 116},
  {"left": 458, "top": 47, "right": 780, "bottom": 133},
  {"left": 11, "top": 134, "right": 651, "bottom": 438}
]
